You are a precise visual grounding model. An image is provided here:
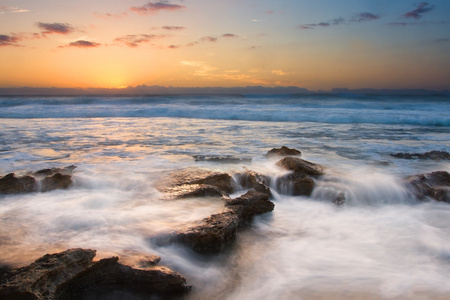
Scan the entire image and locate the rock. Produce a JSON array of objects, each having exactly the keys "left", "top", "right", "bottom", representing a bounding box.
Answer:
[
  {"left": 276, "top": 157, "right": 325, "bottom": 176},
  {"left": 0, "top": 166, "right": 76, "bottom": 195},
  {"left": 276, "top": 173, "right": 315, "bottom": 196},
  {"left": 225, "top": 190, "right": 274, "bottom": 219},
  {"left": 163, "top": 184, "right": 227, "bottom": 199},
  {"left": 31, "top": 165, "right": 76, "bottom": 178},
  {"left": 235, "top": 170, "right": 271, "bottom": 196},
  {"left": 0, "top": 248, "right": 96, "bottom": 300},
  {"left": 333, "top": 192, "right": 346, "bottom": 206},
  {"left": 406, "top": 171, "right": 450, "bottom": 203},
  {"left": 193, "top": 155, "right": 252, "bottom": 163},
  {"left": 173, "top": 210, "right": 240, "bottom": 253},
  {"left": 41, "top": 173, "right": 72, "bottom": 192},
  {"left": 54, "top": 257, "right": 190, "bottom": 299},
  {"left": 0, "top": 249, "right": 190, "bottom": 300},
  {"left": 157, "top": 191, "right": 275, "bottom": 253},
  {"left": 265, "top": 146, "right": 301, "bottom": 157},
  {"left": 156, "top": 168, "right": 235, "bottom": 199},
  {"left": 0, "top": 173, "right": 37, "bottom": 194},
  {"left": 391, "top": 151, "right": 450, "bottom": 160}
]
